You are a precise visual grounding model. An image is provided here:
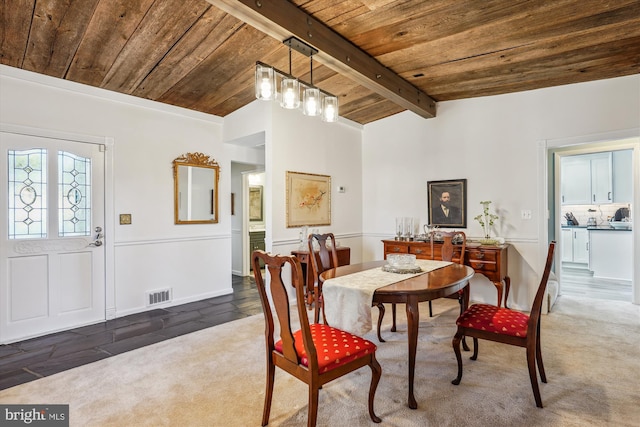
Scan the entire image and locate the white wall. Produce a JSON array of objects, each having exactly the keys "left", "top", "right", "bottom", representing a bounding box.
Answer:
[
  {"left": 2, "top": 63, "right": 638, "bottom": 328},
  {"left": 363, "top": 74, "right": 640, "bottom": 309},
  {"left": 224, "top": 100, "right": 365, "bottom": 262},
  {"left": 268, "top": 107, "right": 364, "bottom": 260},
  {"left": 224, "top": 103, "right": 267, "bottom": 276},
  {"left": 1, "top": 65, "right": 232, "bottom": 318}
]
